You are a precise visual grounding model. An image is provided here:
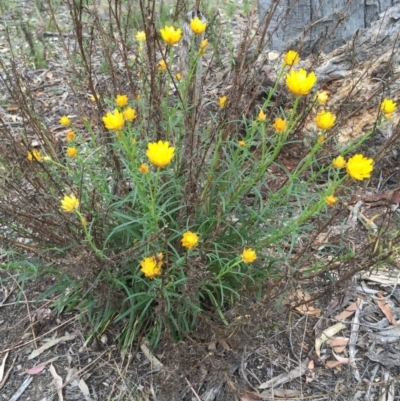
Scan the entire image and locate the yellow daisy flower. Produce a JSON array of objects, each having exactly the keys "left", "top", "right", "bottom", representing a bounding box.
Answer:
[
  {"left": 135, "top": 31, "right": 146, "bottom": 42},
  {"left": 146, "top": 140, "right": 175, "bottom": 168},
  {"left": 273, "top": 117, "right": 287, "bottom": 132},
  {"left": 332, "top": 156, "right": 346, "bottom": 169},
  {"left": 325, "top": 195, "right": 338, "bottom": 206},
  {"left": 115, "top": 94, "right": 128, "bottom": 108},
  {"left": 181, "top": 231, "right": 199, "bottom": 249},
  {"left": 190, "top": 17, "right": 207, "bottom": 35},
  {"left": 59, "top": 116, "right": 71, "bottom": 126},
  {"left": 102, "top": 109, "right": 125, "bottom": 131},
  {"left": 218, "top": 96, "right": 227, "bottom": 109},
  {"left": 160, "top": 26, "right": 182, "bottom": 45},
  {"left": 60, "top": 194, "right": 79, "bottom": 213},
  {"left": 241, "top": 248, "right": 257, "bottom": 264},
  {"left": 346, "top": 154, "right": 373, "bottom": 181},
  {"left": 315, "top": 110, "right": 336, "bottom": 130},
  {"left": 286, "top": 69, "right": 317, "bottom": 96},
  {"left": 283, "top": 50, "right": 300, "bottom": 66},
  {"left": 123, "top": 107, "right": 136, "bottom": 121},
  {"left": 66, "top": 147, "right": 78, "bottom": 158},
  {"left": 140, "top": 253, "right": 163, "bottom": 279}
]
